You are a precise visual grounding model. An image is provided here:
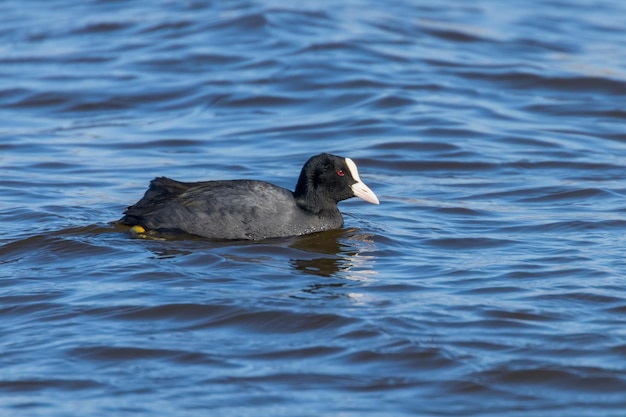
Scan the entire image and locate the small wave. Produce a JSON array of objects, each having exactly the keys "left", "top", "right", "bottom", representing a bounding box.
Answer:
[
  {"left": 0, "top": 378, "right": 104, "bottom": 393},
  {"left": 459, "top": 71, "right": 626, "bottom": 96},
  {"left": 425, "top": 237, "right": 517, "bottom": 250},
  {"left": 519, "top": 187, "right": 613, "bottom": 203},
  {"left": 113, "top": 303, "right": 358, "bottom": 334}
]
